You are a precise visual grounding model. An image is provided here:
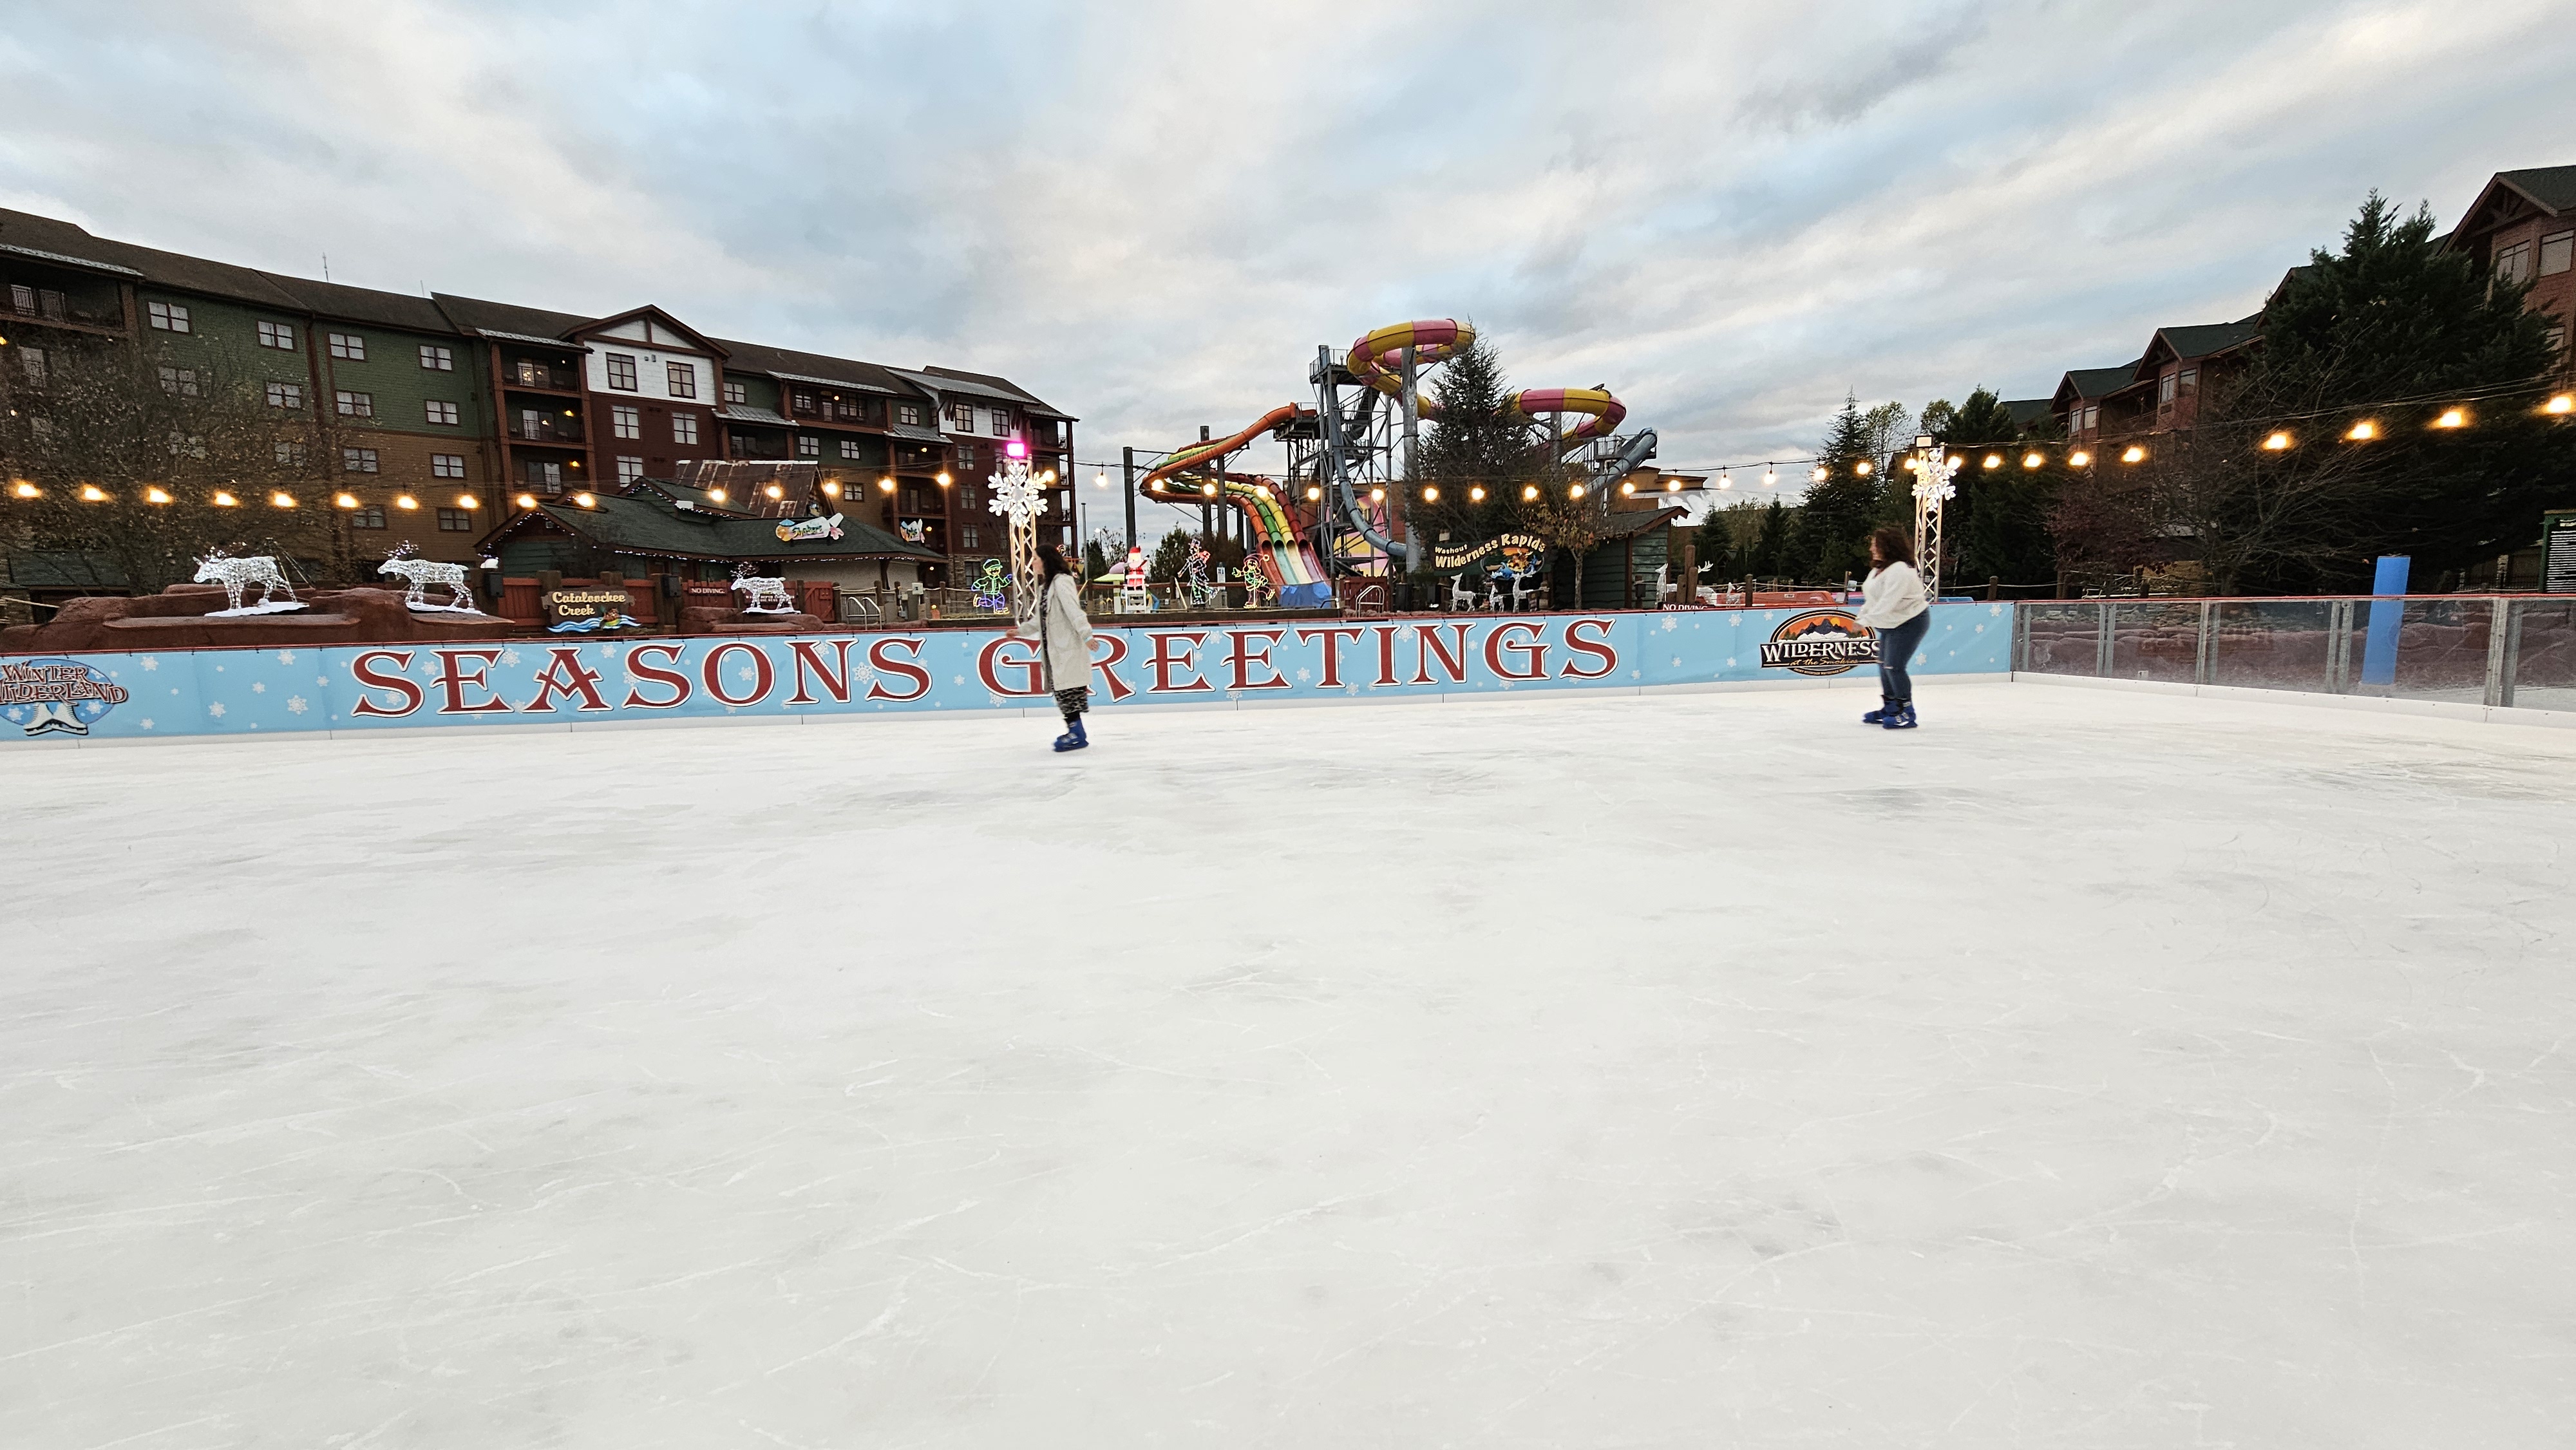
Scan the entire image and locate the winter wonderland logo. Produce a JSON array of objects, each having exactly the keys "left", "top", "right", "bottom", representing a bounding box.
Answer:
[
  {"left": 1757, "top": 609, "right": 1877, "bottom": 677},
  {"left": 0, "top": 657, "right": 130, "bottom": 737}
]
